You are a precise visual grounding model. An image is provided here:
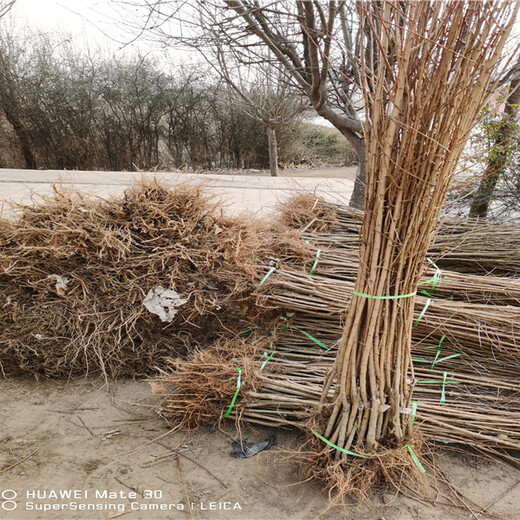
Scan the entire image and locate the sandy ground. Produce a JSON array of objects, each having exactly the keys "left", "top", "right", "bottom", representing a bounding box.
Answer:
[
  {"left": 1, "top": 378, "right": 520, "bottom": 520},
  {"left": 1, "top": 166, "right": 520, "bottom": 519}
]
